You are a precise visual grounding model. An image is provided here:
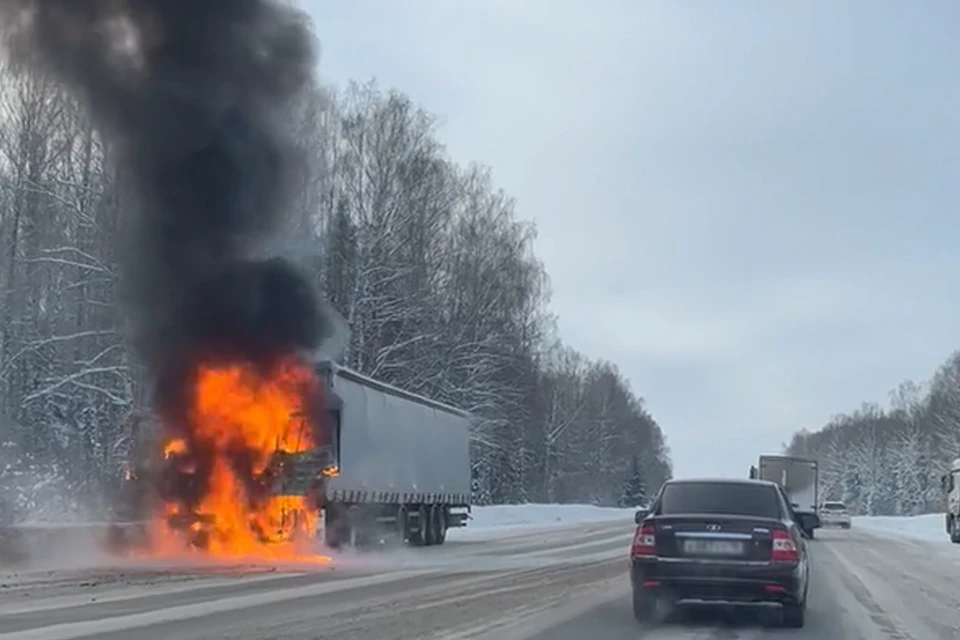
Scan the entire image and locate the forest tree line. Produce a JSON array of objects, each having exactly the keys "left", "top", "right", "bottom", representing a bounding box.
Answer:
[
  {"left": 786, "top": 352, "right": 960, "bottom": 517},
  {"left": 0, "top": 61, "right": 672, "bottom": 522}
]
